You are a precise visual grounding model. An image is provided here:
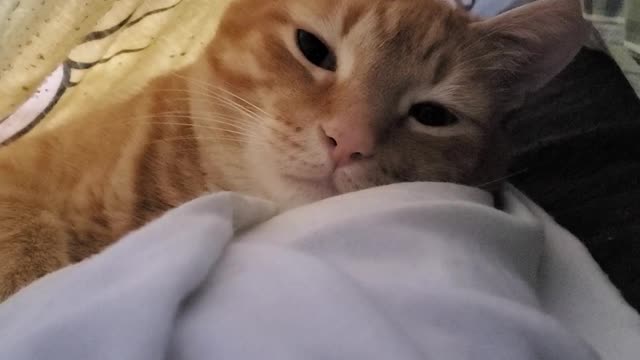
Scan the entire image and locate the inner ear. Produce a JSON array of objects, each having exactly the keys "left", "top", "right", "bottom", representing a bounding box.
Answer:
[{"left": 469, "top": 0, "right": 589, "bottom": 108}]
